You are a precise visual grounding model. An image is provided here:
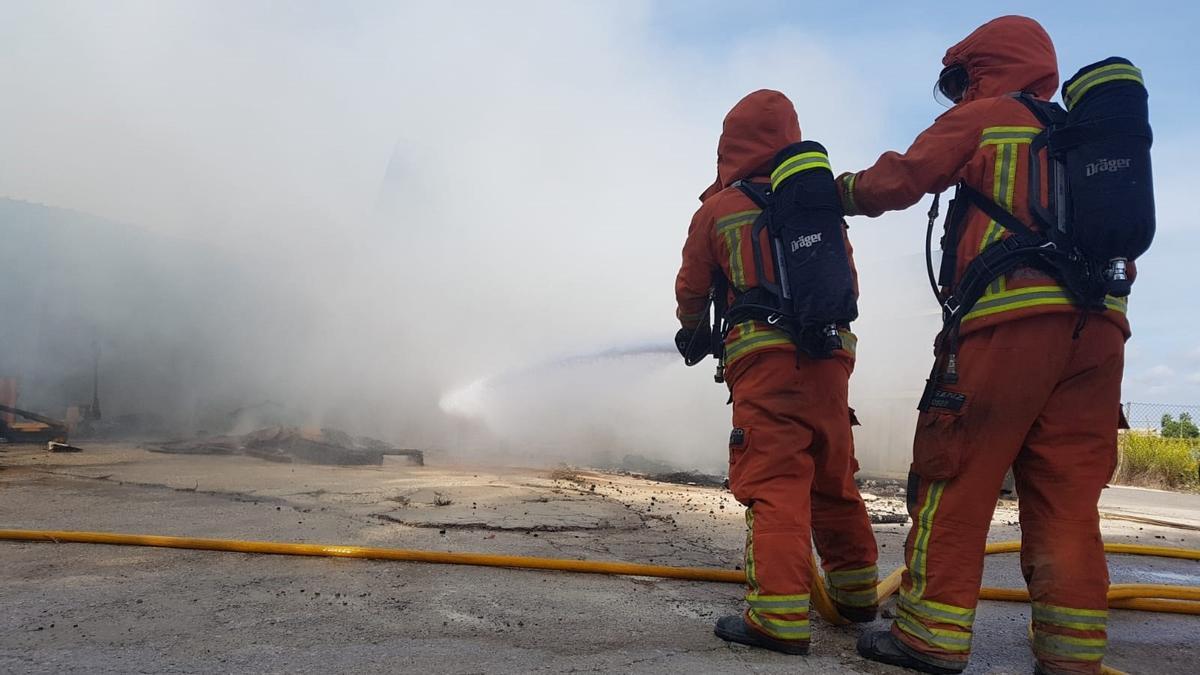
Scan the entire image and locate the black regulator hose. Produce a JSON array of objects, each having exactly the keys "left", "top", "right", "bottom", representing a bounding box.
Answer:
[{"left": 925, "top": 193, "right": 942, "bottom": 303}]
